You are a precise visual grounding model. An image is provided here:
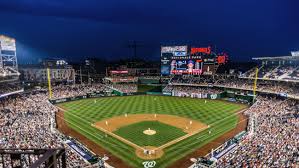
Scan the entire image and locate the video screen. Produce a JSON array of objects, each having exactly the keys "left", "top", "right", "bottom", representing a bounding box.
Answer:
[
  {"left": 169, "top": 59, "right": 202, "bottom": 75},
  {"left": 161, "top": 45, "right": 227, "bottom": 75}
]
